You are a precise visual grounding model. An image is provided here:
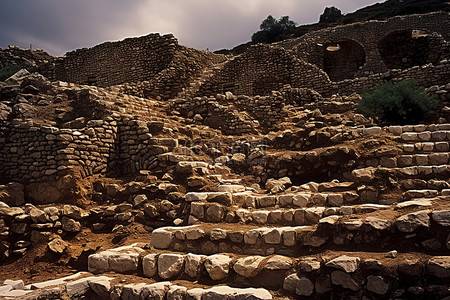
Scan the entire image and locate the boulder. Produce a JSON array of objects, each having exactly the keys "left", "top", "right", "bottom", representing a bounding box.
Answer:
[
  {"left": 158, "top": 254, "right": 185, "bottom": 279},
  {"left": 233, "top": 256, "right": 265, "bottom": 278},
  {"left": 48, "top": 238, "right": 68, "bottom": 253},
  {"left": 331, "top": 271, "right": 360, "bottom": 291},
  {"left": 185, "top": 253, "right": 206, "bottom": 278},
  {"left": 142, "top": 254, "right": 158, "bottom": 278},
  {"left": 296, "top": 277, "right": 314, "bottom": 296},
  {"left": 366, "top": 275, "right": 389, "bottom": 295},
  {"left": 204, "top": 254, "right": 232, "bottom": 280},
  {"left": 325, "top": 256, "right": 360, "bottom": 273},
  {"left": 427, "top": 256, "right": 450, "bottom": 278},
  {"left": 61, "top": 217, "right": 82, "bottom": 232},
  {"left": 395, "top": 211, "right": 430, "bottom": 232}
]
